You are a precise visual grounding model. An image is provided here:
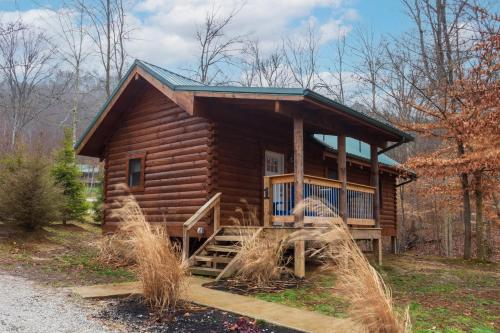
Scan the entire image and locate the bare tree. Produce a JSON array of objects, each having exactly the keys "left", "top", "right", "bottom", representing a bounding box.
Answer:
[
  {"left": 318, "top": 35, "right": 349, "bottom": 103},
  {"left": 110, "top": 0, "right": 130, "bottom": 81},
  {"left": 352, "top": 27, "right": 387, "bottom": 116},
  {"left": 78, "top": 0, "right": 130, "bottom": 97},
  {"left": 378, "top": 0, "right": 492, "bottom": 259},
  {"left": 240, "top": 39, "right": 290, "bottom": 87},
  {"left": 283, "top": 22, "right": 320, "bottom": 89},
  {"left": 55, "top": 2, "right": 90, "bottom": 145},
  {"left": 195, "top": 6, "right": 243, "bottom": 85},
  {"left": 0, "top": 23, "right": 64, "bottom": 148}
]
